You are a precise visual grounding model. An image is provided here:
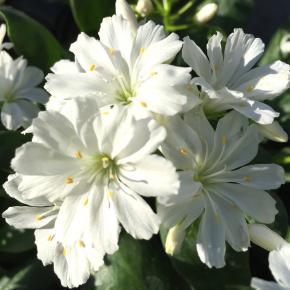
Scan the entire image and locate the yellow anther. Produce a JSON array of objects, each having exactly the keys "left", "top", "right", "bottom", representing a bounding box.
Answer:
[
  {"left": 48, "top": 235, "right": 54, "bottom": 241},
  {"left": 65, "top": 176, "right": 74, "bottom": 184},
  {"left": 36, "top": 215, "right": 44, "bottom": 221},
  {"left": 243, "top": 175, "right": 252, "bottom": 182},
  {"left": 180, "top": 148, "right": 188, "bottom": 156},
  {"left": 109, "top": 48, "right": 114, "bottom": 56},
  {"left": 246, "top": 85, "right": 254, "bottom": 93},
  {"left": 102, "top": 156, "right": 110, "bottom": 168},
  {"left": 63, "top": 248, "right": 67, "bottom": 257},
  {"left": 140, "top": 101, "right": 147, "bottom": 108},
  {"left": 150, "top": 71, "right": 158, "bottom": 77},
  {"left": 108, "top": 191, "right": 113, "bottom": 198},
  {"left": 78, "top": 240, "right": 86, "bottom": 248},
  {"left": 213, "top": 64, "right": 219, "bottom": 71},
  {"left": 214, "top": 213, "right": 221, "bottom": 223},
  {"left": 139, "top": 47, "right": 145, "bottom": 55},
  {"left": 102, "top": 111, "right": 109, "bottom": 116},
  {"left": 83, "top": 196, "right": 89, "bottom": 206},
  {"left": 74, "top": 150, "right": 82, "bottom": 159},
  {"left": 186, "top": 84, "right": 193, "bottom": 92},
  {"left": 89, "top": 64, "right": 96, "bottom": 71},
  {"left": 221, "top": 136, "right": 227, "bottom": 145}
]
